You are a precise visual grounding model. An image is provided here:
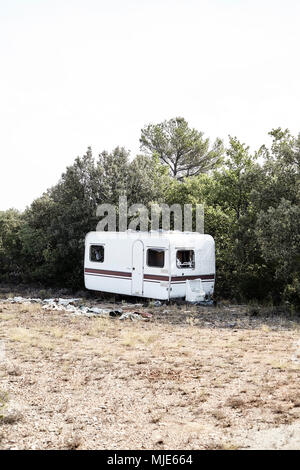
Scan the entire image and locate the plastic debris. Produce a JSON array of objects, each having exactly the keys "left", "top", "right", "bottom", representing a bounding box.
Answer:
[
  {"left": 43, "top": 298, "right": 80, "bottom": 305},
  {"left": 119, "top": 311, "right": 152, "bottom": 321},
  {"left": 5, "top": 296, "right": 109, "bottom": 316},
  {"left": 119, "top": 312, "right": 143, "bottom": 321},
  {"left": 89, "top": 307, "right": 110, "bottom": 315},
  {"left": 139, "top": 311, "right": 153, "bottom": 319},
  {"left": 3, "top": 296, "right": 152, "bottom": 321},
  {"left": 9, "top": 297, "right": 30, "bottom": 303},
  {"left": 109, "top": 309, "right": 123, "bottom": 317},
  {"left": 196, "top": 299, "right": 214, "bottom": 306},
  {"left": 132, "top": 311, "right": 153, "bottom": 320}
]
